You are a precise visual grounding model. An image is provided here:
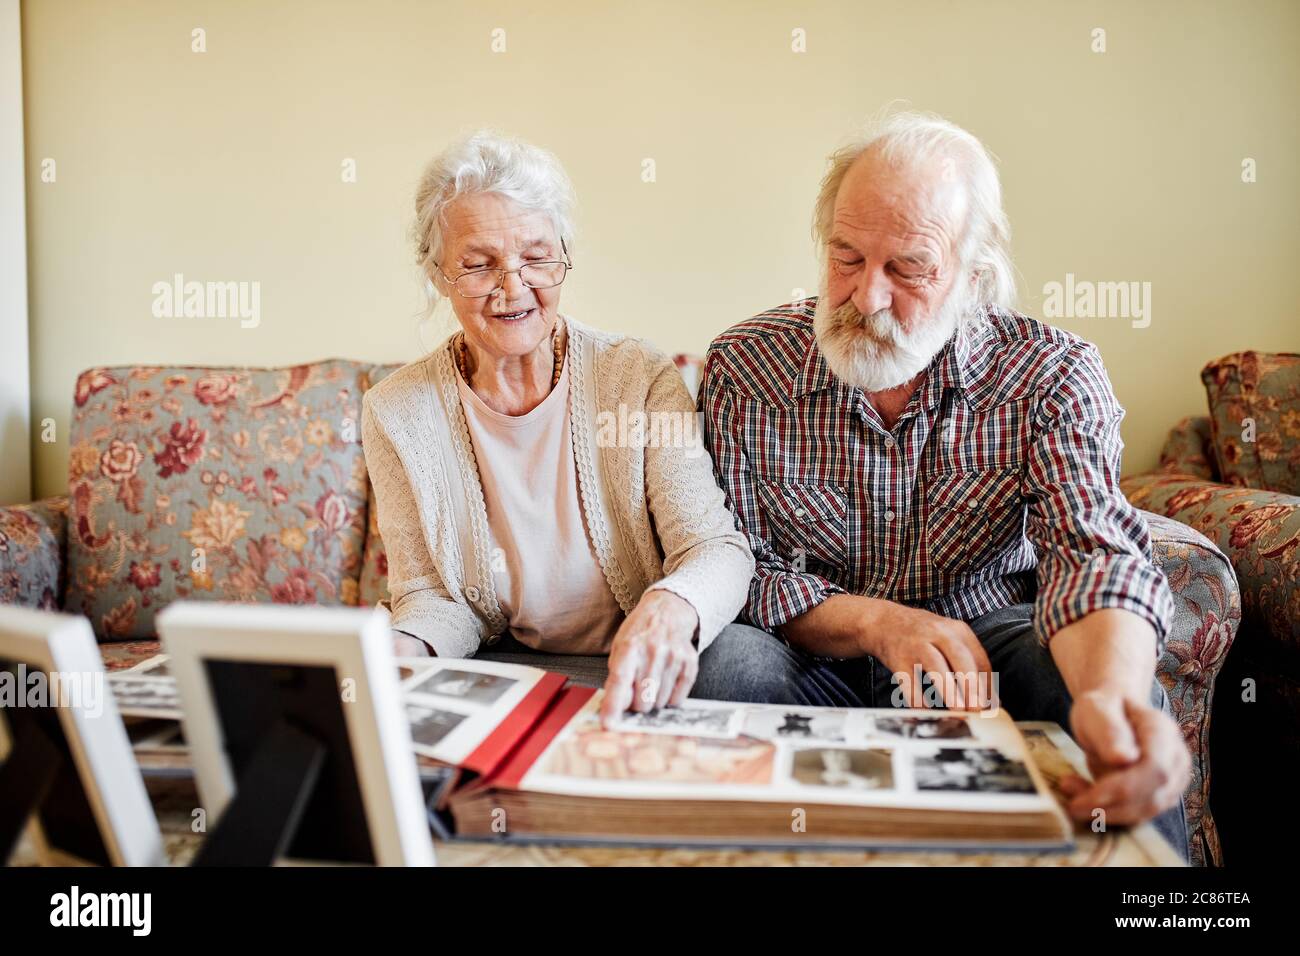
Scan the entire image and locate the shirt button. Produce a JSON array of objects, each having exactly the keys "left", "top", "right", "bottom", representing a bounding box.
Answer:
[
  {"left": 967, "top": 499, "right": 979, "bottom": 510},
  {"left": 465, "top": 586, "right": 481, "bottom": 603},
  {"left": 884, "top": 436, "right": 896, "bottom": 449},
  {"left": 883, "top": 509, "right": 896, "bottom": 522},
  {"left": 794, "top": 507, "right": 806, "bottom": 518}
]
